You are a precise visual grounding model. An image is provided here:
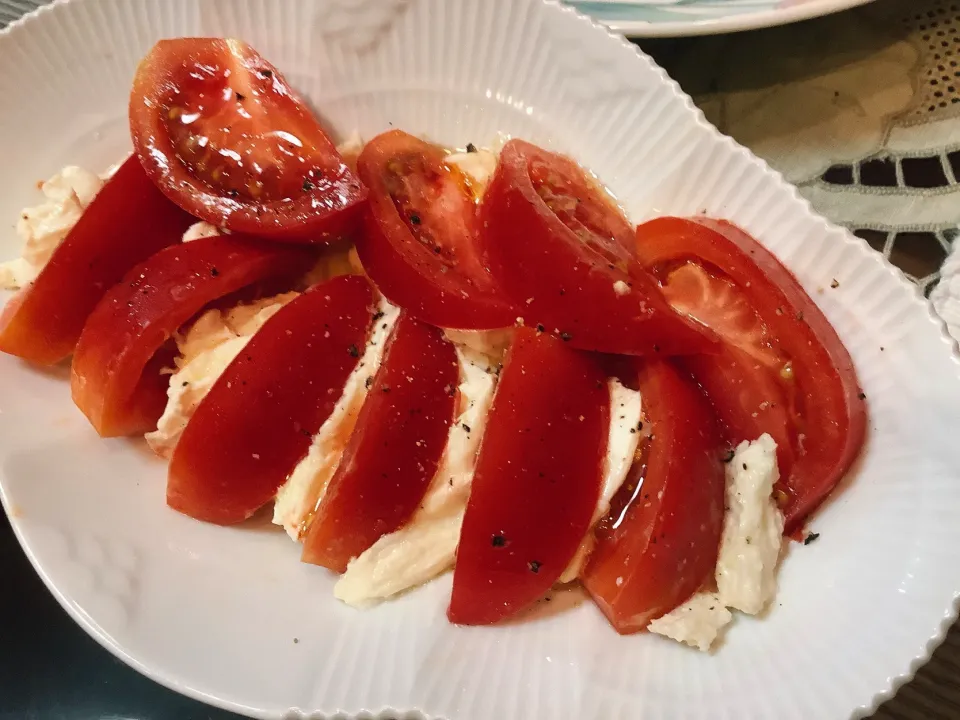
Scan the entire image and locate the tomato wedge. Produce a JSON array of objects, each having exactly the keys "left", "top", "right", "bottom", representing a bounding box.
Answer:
[
  {"left": 354, "top": 130, "right": 515, "bottom": 330},
  {"left": 130, "top": 38, "right": 366, "bottom": 243},
  {"left": 71, "top": 236, "right": 310, "bottom": 437},
  {"left": 633, "top": 217, "right": 866, "bottom": 534},
  {"left": 0, "top": 155, "right": 193, "bottom": 365},
  {"left": 301, "top": 313, "right": 458, "bottom": 572},
  {"left": 167, "top": 275, "right": 373, "bottom": 525},
  {"left": 583, "top": 360, "right": 725, "bottom": 634},
  {"left": 448, "top": 327, "right": 608, "bottom": 625},
  {"left": 477, "top": 140, "right": 715, "bottom": 355}
]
